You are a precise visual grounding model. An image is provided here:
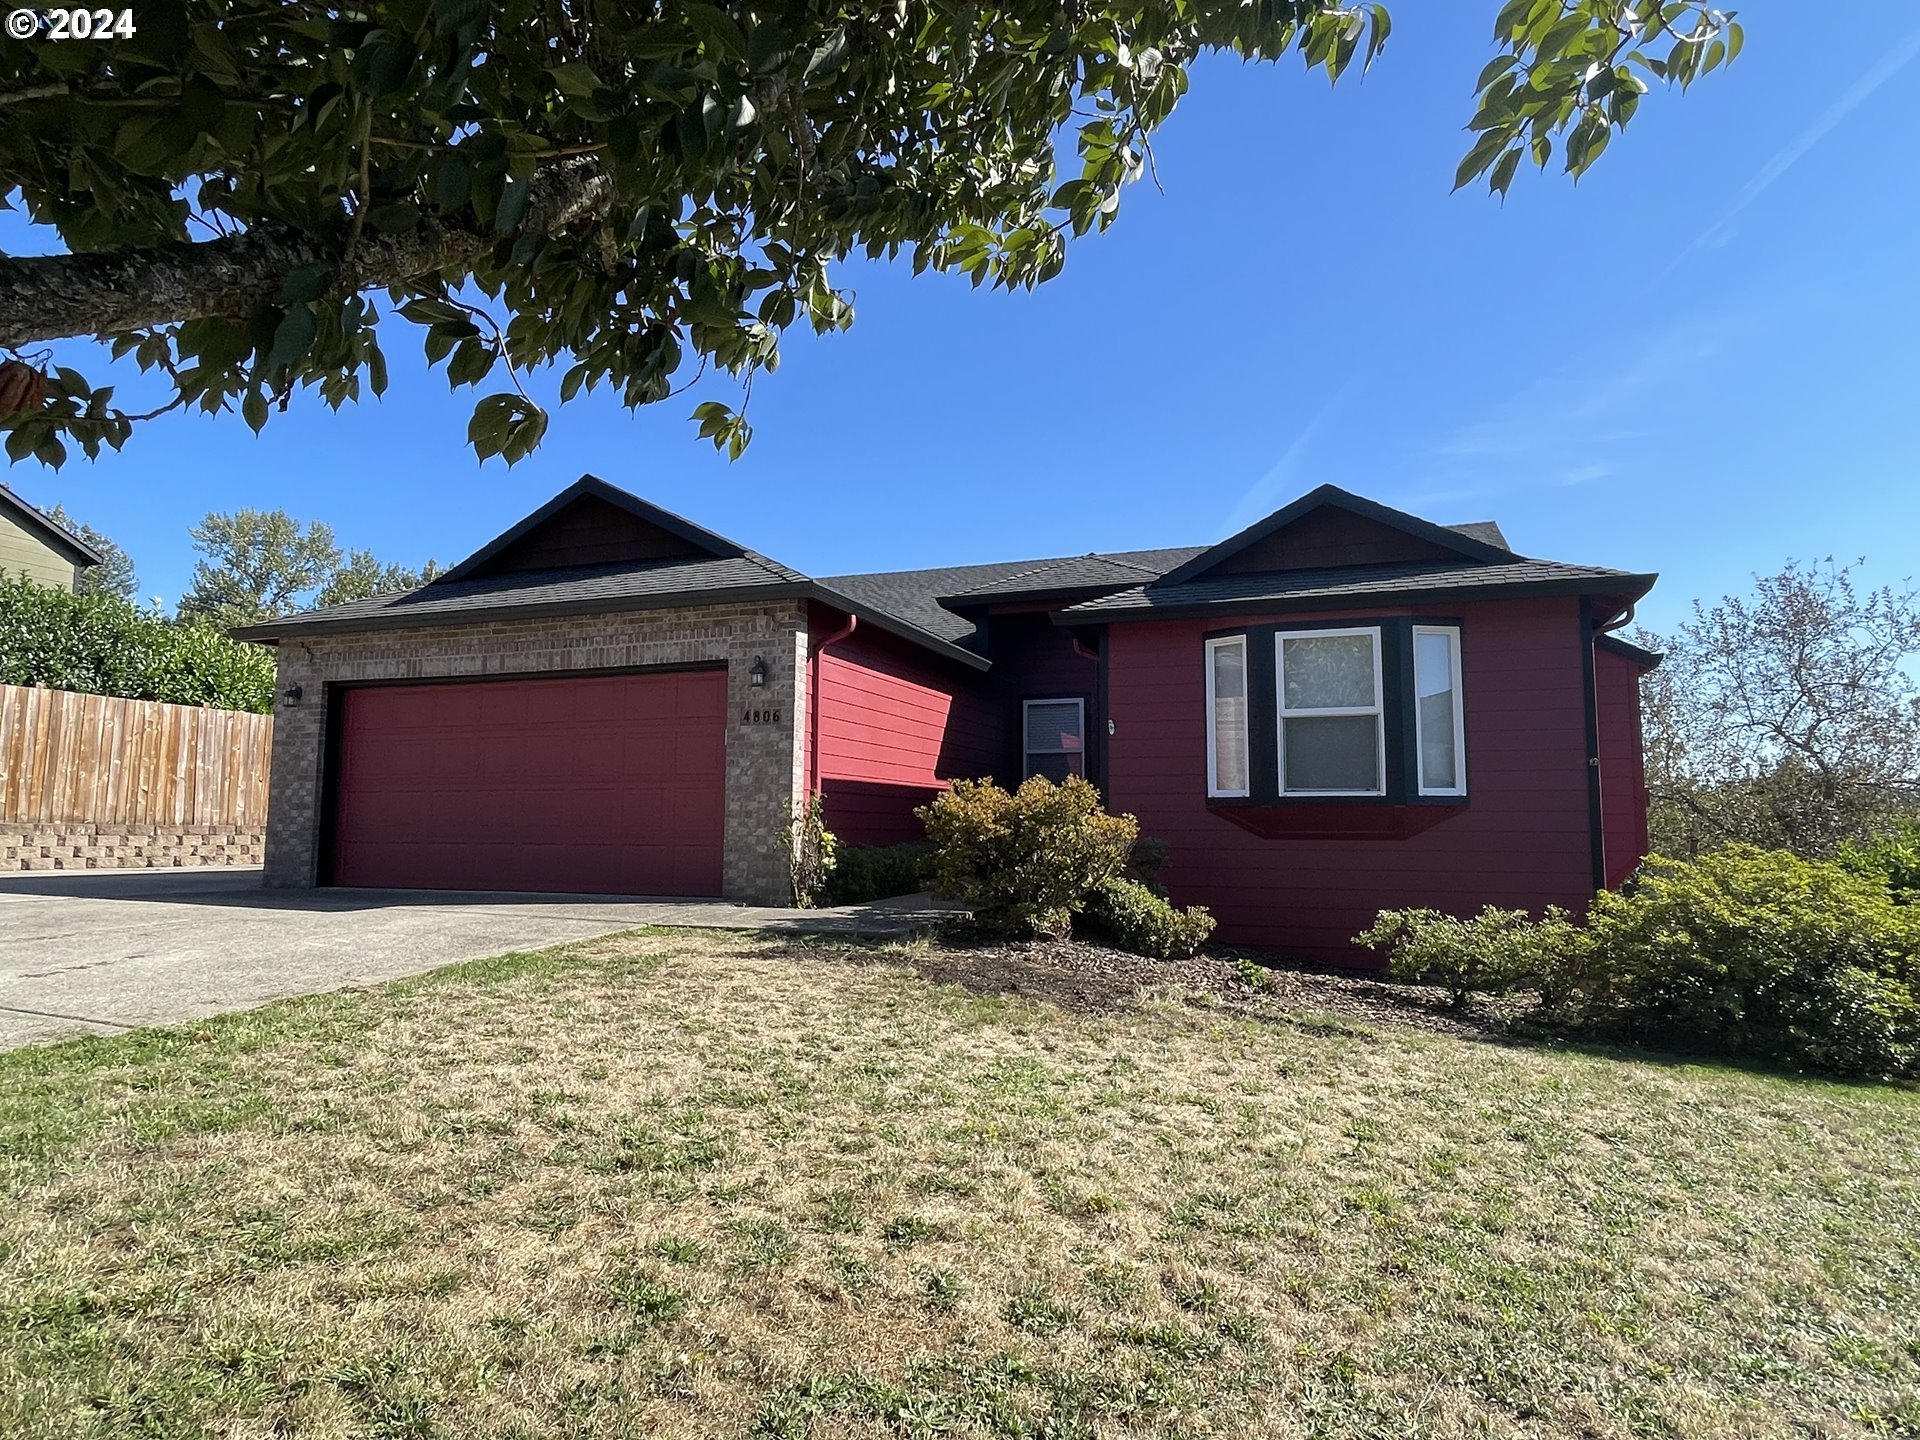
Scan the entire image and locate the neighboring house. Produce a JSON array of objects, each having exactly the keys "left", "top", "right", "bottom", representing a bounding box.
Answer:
[
  {"left": 0, "top": 486, "right": 102, "bottom": 591},
  {"left": 238, "top": 476, "right": 1659, "bottom": 962}
]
